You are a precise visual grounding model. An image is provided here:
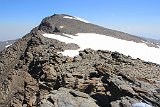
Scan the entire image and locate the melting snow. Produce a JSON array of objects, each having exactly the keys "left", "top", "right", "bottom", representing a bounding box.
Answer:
[
  {"left": 63, "top": 16, "right": 90, "bottom": 23},
  {"left": 43, "top": 33, "right": 160, "bottom": 64}
]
